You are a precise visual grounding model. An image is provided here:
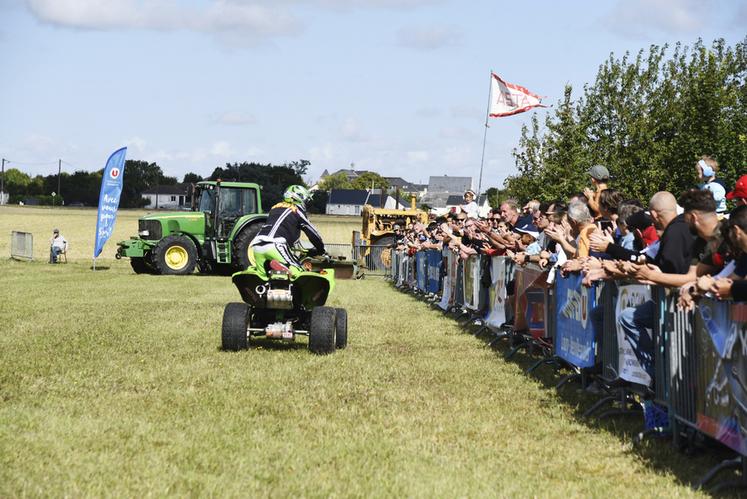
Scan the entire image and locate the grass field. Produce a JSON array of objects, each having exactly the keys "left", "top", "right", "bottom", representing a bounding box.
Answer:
[{"left": 0, "top": 209, "right": 739, "bottom": 497}]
